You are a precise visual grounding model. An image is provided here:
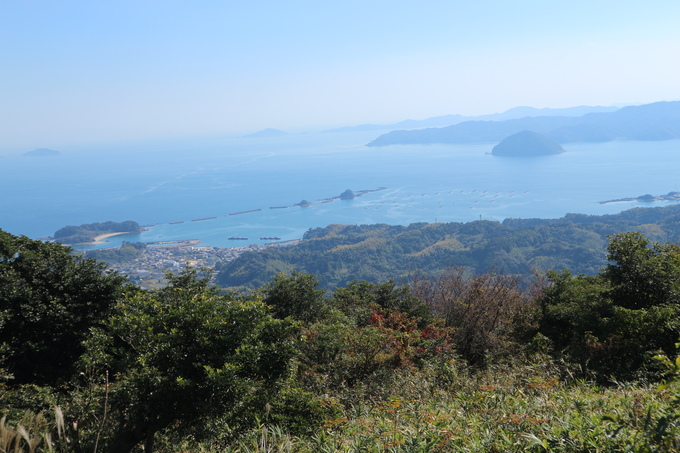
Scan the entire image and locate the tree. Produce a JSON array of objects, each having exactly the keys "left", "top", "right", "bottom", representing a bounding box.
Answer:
[
  {"left": 261, "top": 271, "right": 325, "bottom": 323},
  {"left": 79, "top": 270, "right": 298, "bottom": 453},
  {"left": 604, "top": 231, "right": 680, "bottom": 309},
  {"left": 0, "top": 229, "right": 127, "bottom": 385},
  {"left": 332, "top": 280, "right": 432, "bottom": 327},
  {"left": 412, "top": 268, "right": 530, "bottom": 366}
]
